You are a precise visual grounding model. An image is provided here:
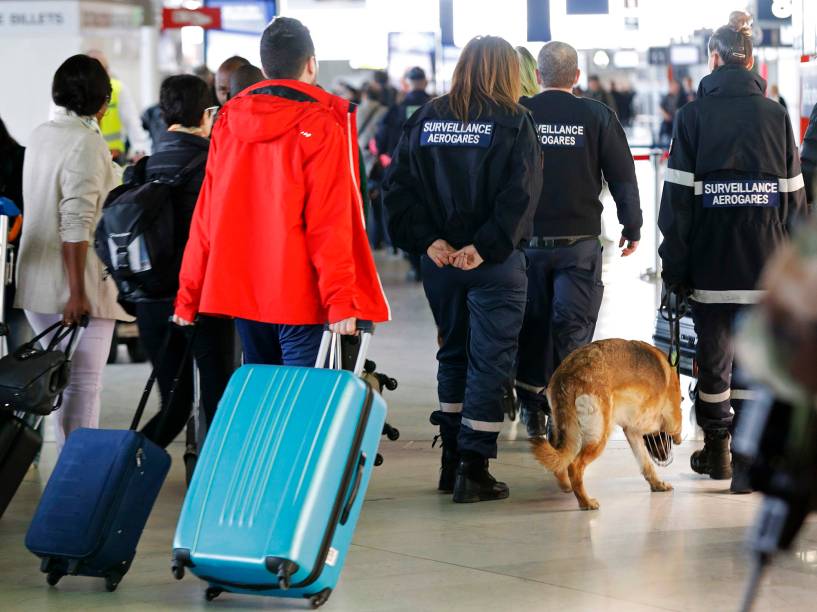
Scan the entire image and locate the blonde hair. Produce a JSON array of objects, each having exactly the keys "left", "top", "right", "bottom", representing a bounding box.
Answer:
[
  {"left": 516, "top": 46, "right": 539, "bottom": 98},
  {"left": 447, "top": 36, "right": 522, "bottom": 123}
]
